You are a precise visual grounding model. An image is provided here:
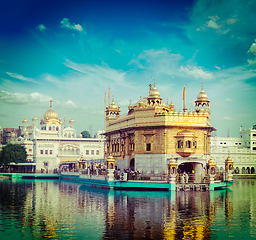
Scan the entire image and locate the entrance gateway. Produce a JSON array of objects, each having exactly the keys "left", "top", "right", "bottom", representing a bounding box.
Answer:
[{"left": 178, "top": 162, "right": 206, "bottom": 183}]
